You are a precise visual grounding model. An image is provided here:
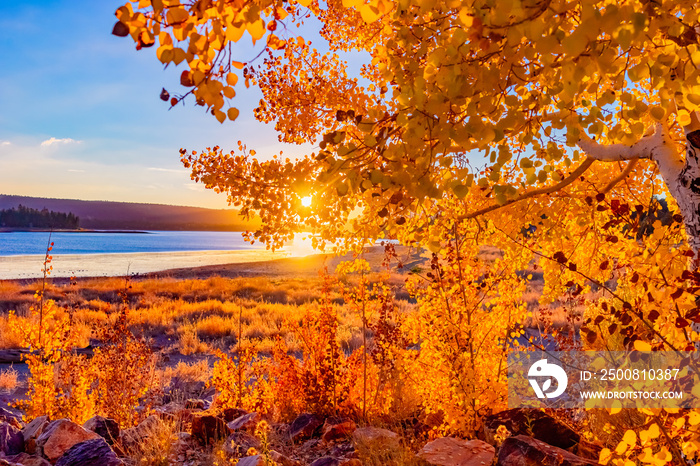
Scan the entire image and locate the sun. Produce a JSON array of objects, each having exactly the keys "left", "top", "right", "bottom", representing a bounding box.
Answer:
[{"left": 301, "top": 196, "right": 312, "bottom": 207}]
